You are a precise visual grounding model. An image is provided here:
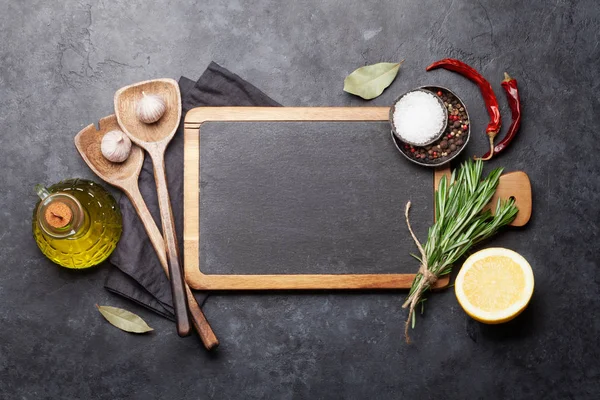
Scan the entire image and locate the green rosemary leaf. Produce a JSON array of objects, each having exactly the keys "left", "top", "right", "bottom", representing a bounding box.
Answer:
[
  {"left": 444, "top": 237, "right": 472, "bottom": 252},
  {"left": 409, "top": 253, "right": 423, "bottom": 263}
]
